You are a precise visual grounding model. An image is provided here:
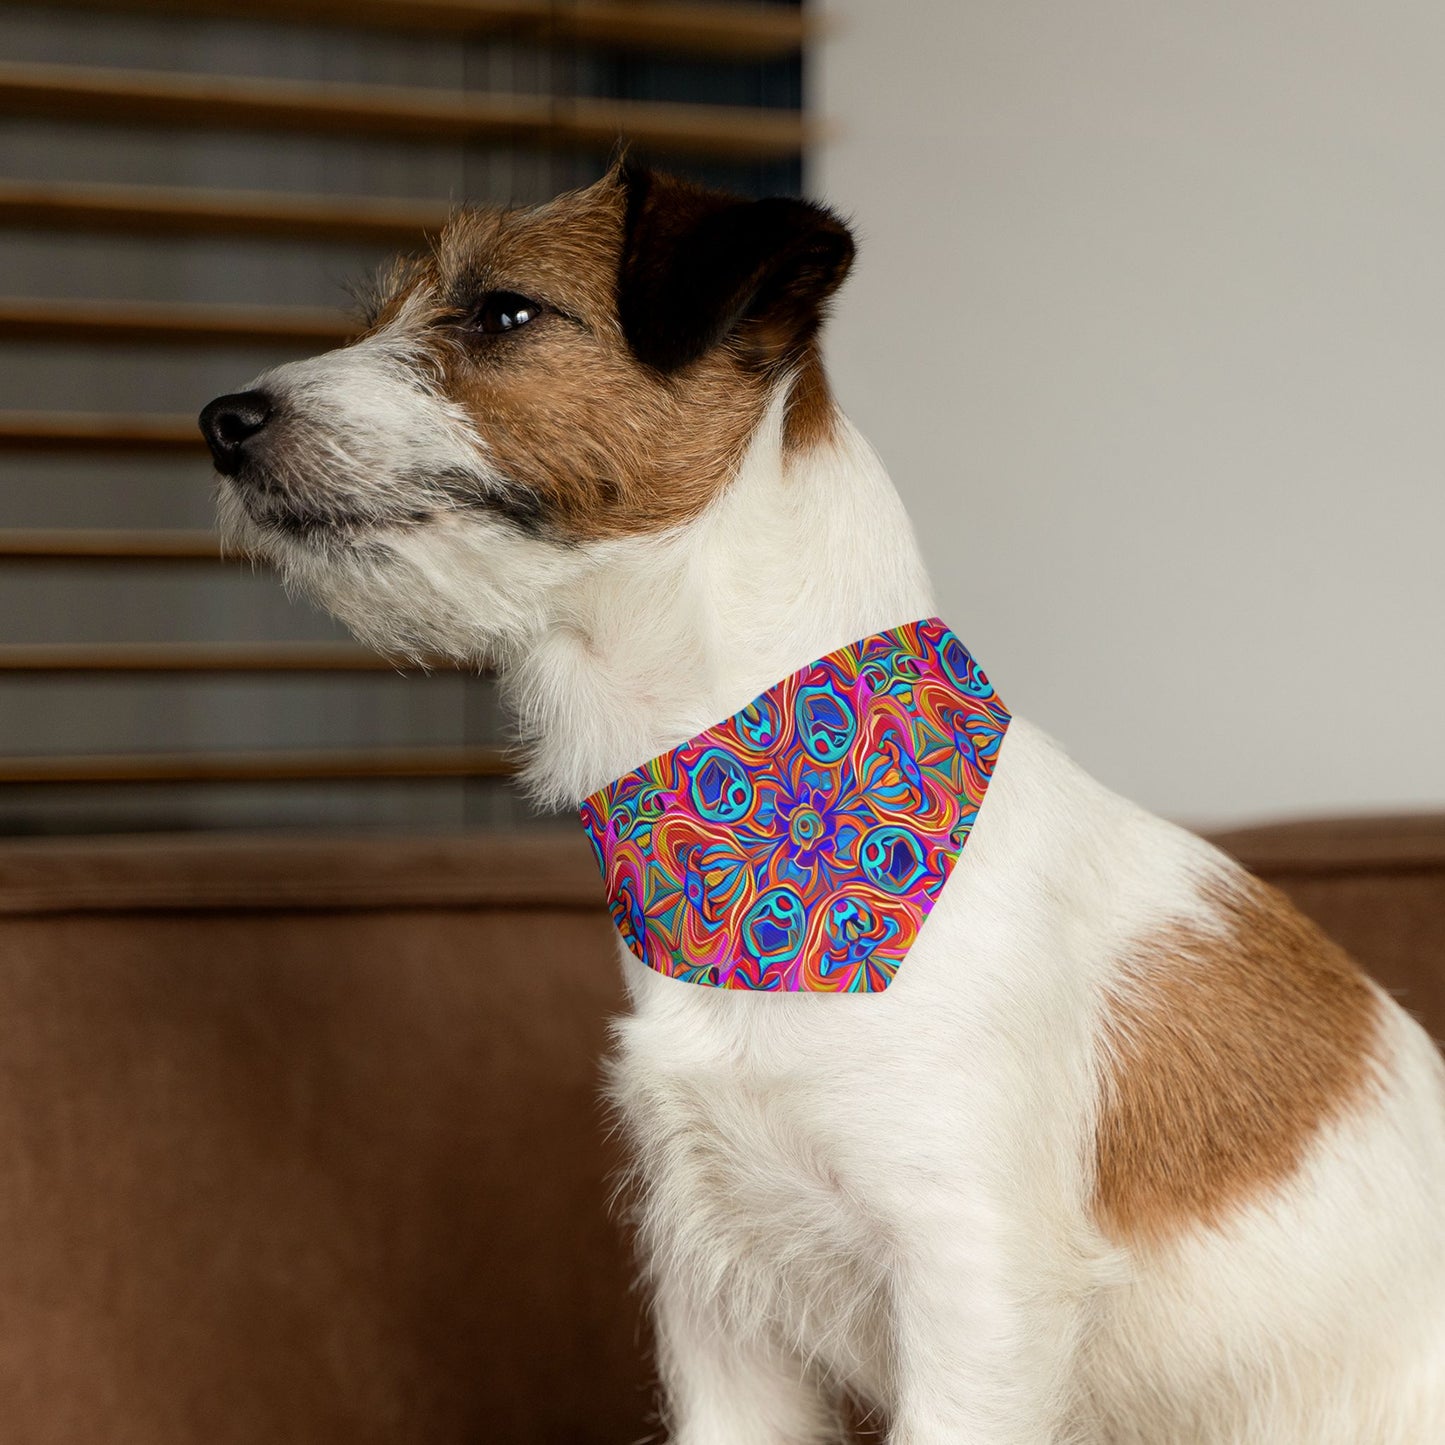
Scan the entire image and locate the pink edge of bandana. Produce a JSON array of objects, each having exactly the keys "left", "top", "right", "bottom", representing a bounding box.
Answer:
[{"left": 578, "top": 618, "right": 1010, "bottom": 993}]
